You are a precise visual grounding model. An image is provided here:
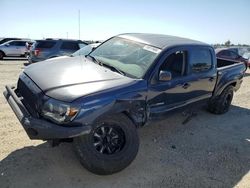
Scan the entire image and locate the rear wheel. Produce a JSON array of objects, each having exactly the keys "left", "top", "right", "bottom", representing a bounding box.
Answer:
[
  {"left": 73, "top": 114, "right": 139, "bottom": 175},
  {"left": 208, "top": 85, "right": 234, "bottom": 114}
]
